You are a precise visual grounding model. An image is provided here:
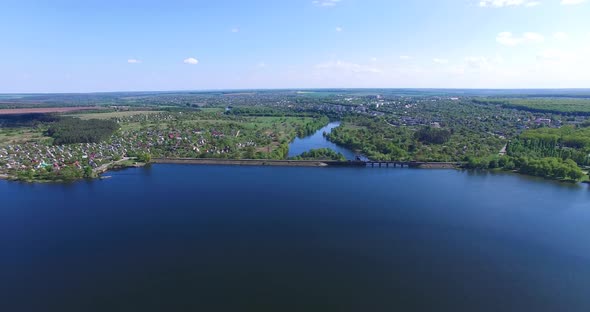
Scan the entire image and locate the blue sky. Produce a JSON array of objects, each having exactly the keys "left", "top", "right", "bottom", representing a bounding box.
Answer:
[{"left": 1, "top": 0, "right": 589, "bottom": 92}]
